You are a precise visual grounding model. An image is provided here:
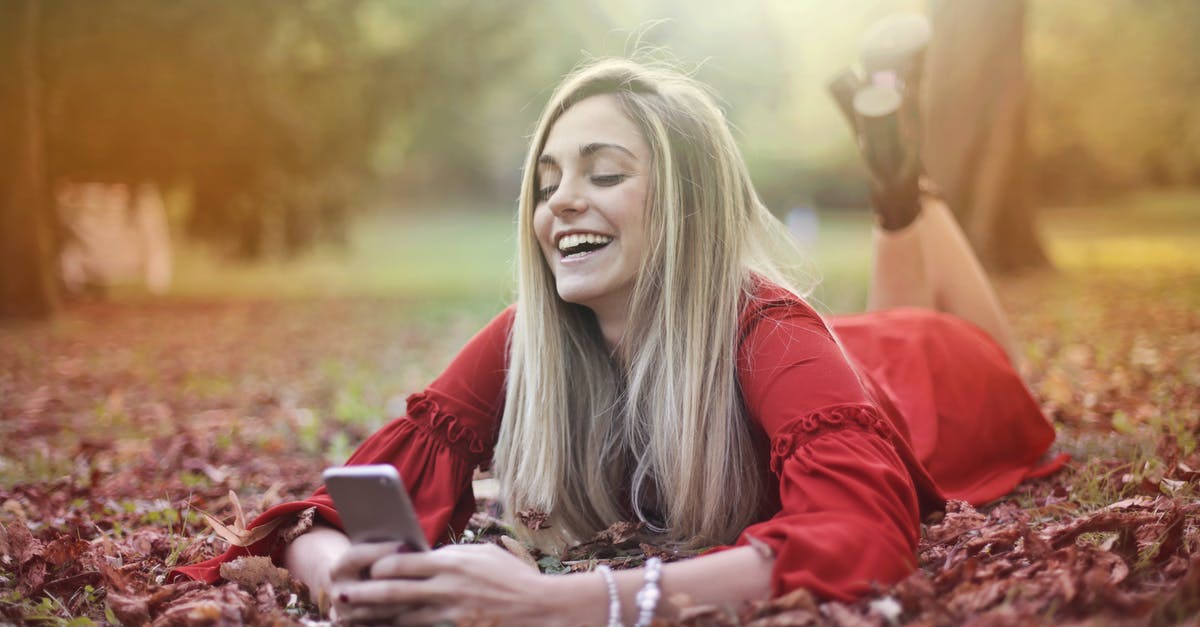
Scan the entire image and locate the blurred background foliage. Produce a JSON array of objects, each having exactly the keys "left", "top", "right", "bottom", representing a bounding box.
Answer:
[
  {"left": 1028, "top": 1, "right": 1200, "bottom": 200},
  {"left": 3, "top": 0, "right": 1199, "bottom": 310}
]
